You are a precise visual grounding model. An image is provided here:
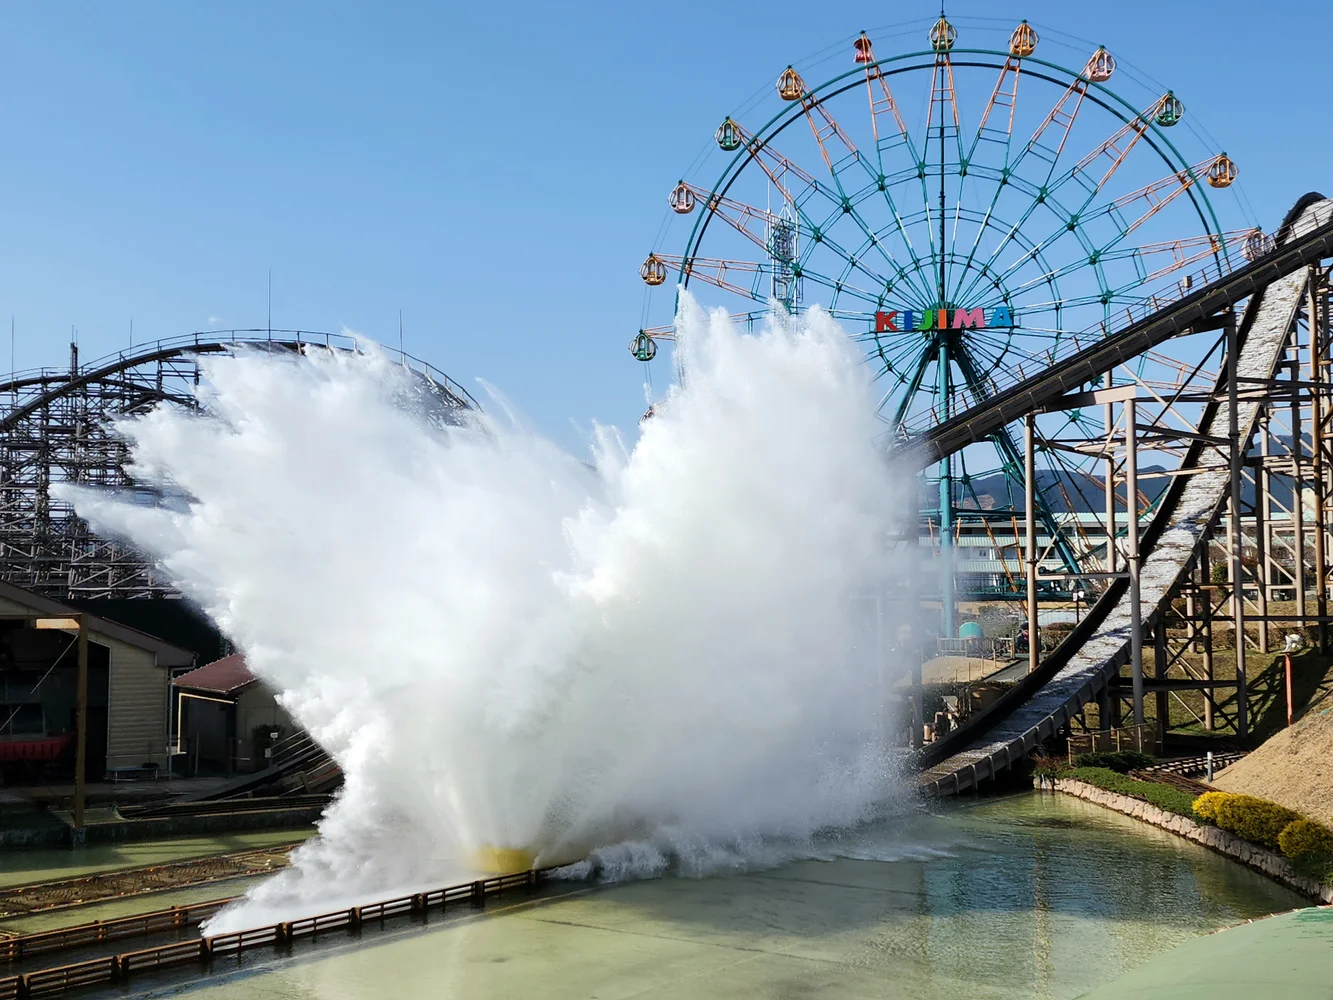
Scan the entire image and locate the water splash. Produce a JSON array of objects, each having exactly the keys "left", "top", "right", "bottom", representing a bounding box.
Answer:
[{"left": 61, "top": 295, "right": 924, "bottom": 929}]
